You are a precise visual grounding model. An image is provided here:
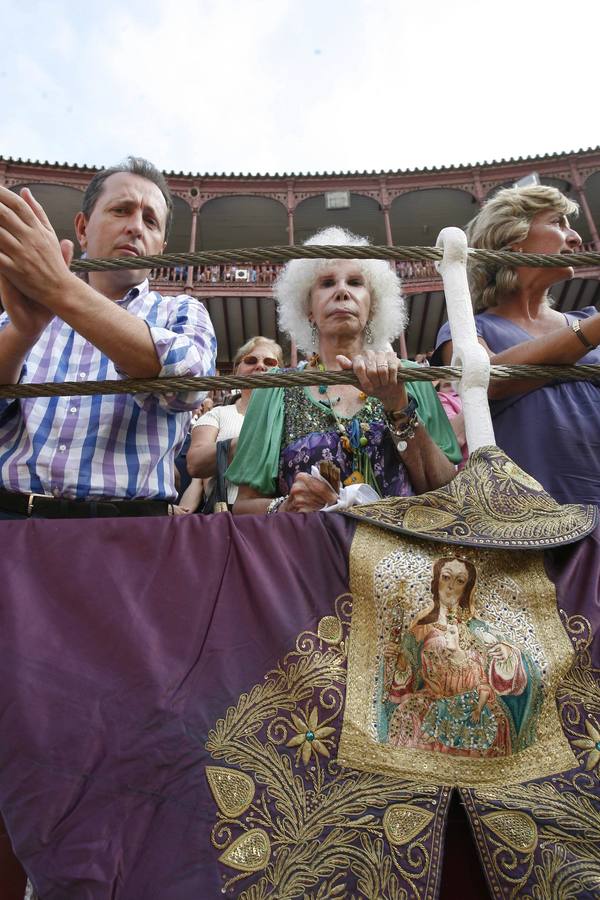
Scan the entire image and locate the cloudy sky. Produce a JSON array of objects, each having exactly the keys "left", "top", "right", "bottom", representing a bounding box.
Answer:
[{"left": 1, "top": 0, "right": 598, "bottom": 176}]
